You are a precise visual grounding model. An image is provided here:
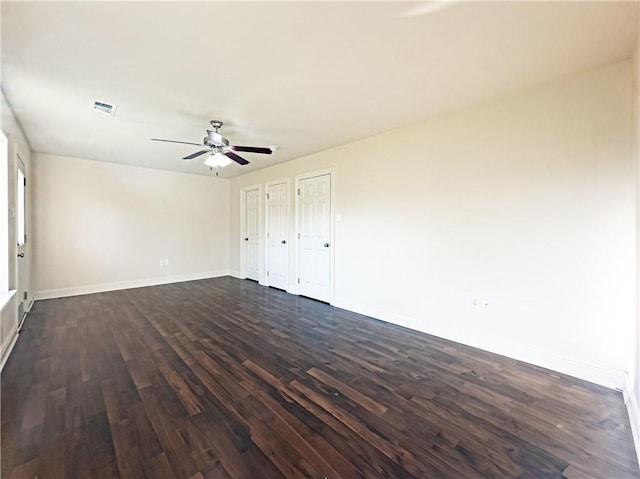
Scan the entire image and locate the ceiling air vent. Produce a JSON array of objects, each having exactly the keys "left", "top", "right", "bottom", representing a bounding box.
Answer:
[{"left": 92, "top": 100, "right": 117, "bottom": 116}]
